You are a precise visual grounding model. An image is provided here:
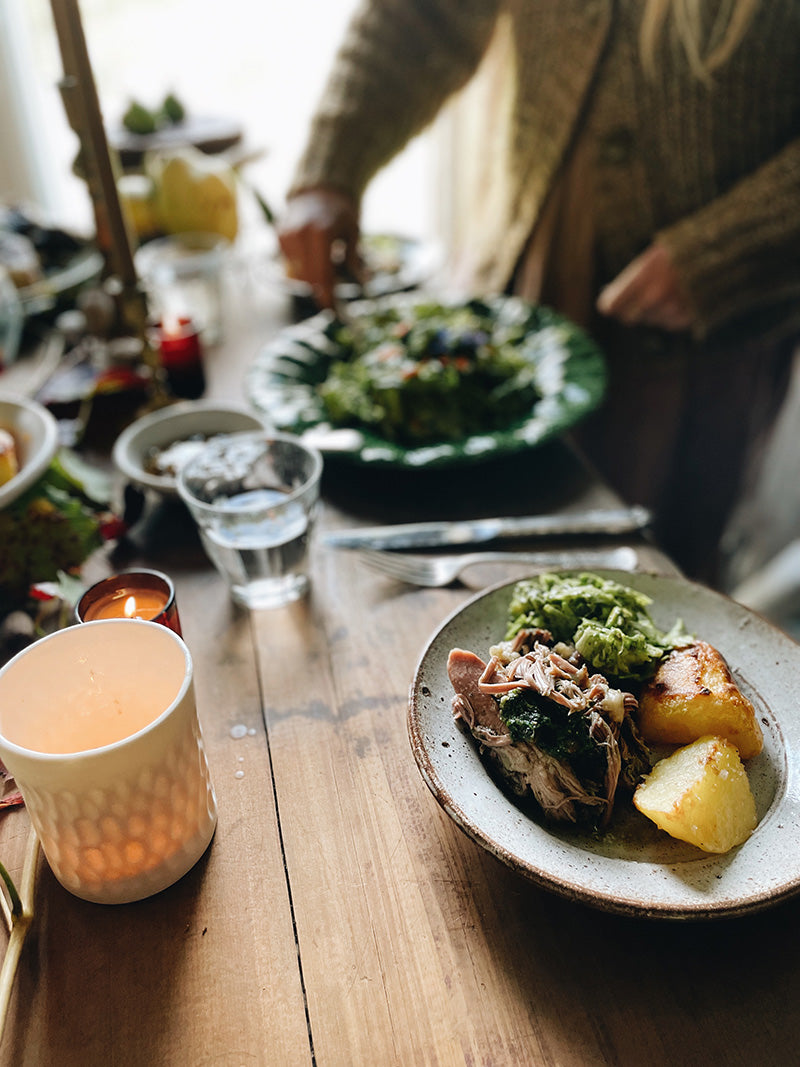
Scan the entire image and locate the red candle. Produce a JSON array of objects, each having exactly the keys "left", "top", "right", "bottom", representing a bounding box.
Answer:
[
  {"left": 150, "top": 316, "right": 206, "bottom": 399},
  {"left": 75, "top": 570, "right": 182, "bottom": 635}
]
